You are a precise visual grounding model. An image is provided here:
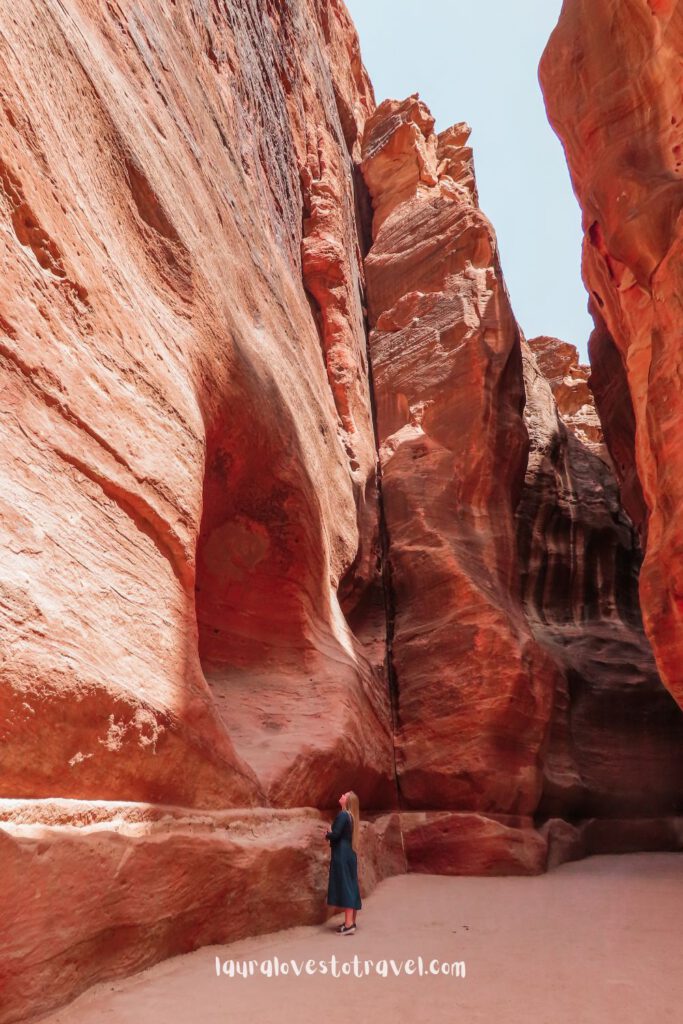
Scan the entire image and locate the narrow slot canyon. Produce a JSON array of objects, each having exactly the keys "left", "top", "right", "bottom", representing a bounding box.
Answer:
[{"left": 1, "top": 1, "right": 682, "bottom": 1022}]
